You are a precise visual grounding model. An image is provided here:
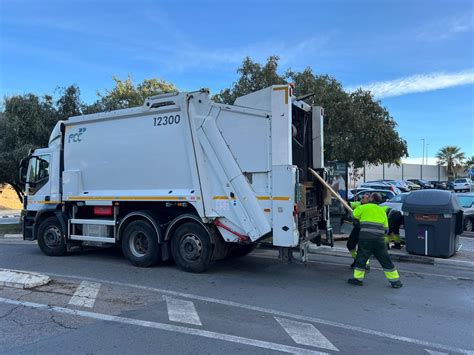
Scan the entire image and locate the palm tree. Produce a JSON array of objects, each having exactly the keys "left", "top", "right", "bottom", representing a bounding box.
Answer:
[
  {"left": 436, "top": 146, "right": 465, "bottom": 179},
  {"left": 465, "top": 156, "right": 474, "bottom": 168},
  {"left": 465, "top": 156, "right": 474, "bottom": 178}
]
